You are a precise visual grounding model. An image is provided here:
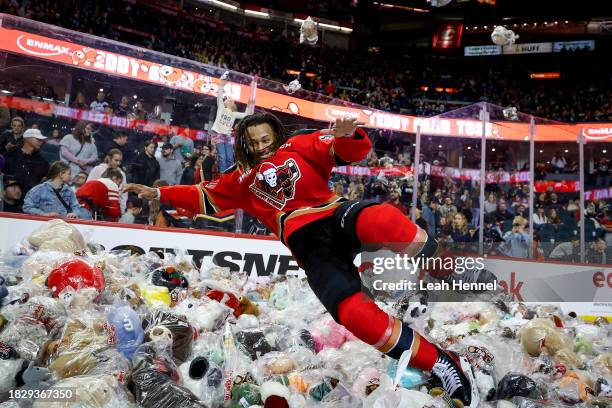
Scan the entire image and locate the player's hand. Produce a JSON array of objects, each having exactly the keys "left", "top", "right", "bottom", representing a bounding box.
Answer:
[
  {"left": 321, "top": 117, "right": 365, "bottom": 138},
  {"left": 123, "top": 183, "right": 158, "bottom": 200}
]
